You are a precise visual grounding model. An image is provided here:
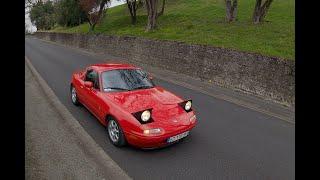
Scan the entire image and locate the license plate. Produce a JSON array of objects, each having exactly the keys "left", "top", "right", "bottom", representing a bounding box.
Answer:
[{"left": 167, "top": 131, "right": 189, "bottom": 143}]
